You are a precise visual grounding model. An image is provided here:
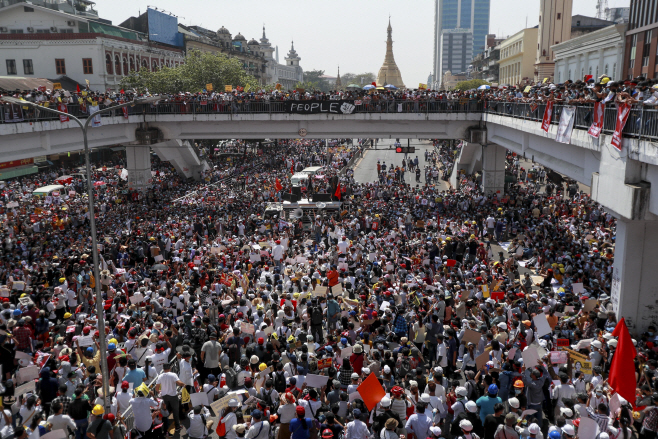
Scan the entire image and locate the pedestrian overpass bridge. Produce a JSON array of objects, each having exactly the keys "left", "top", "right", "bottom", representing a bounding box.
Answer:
[{"left": 1, "top": 99, "right": 658, "bottom": 331}]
